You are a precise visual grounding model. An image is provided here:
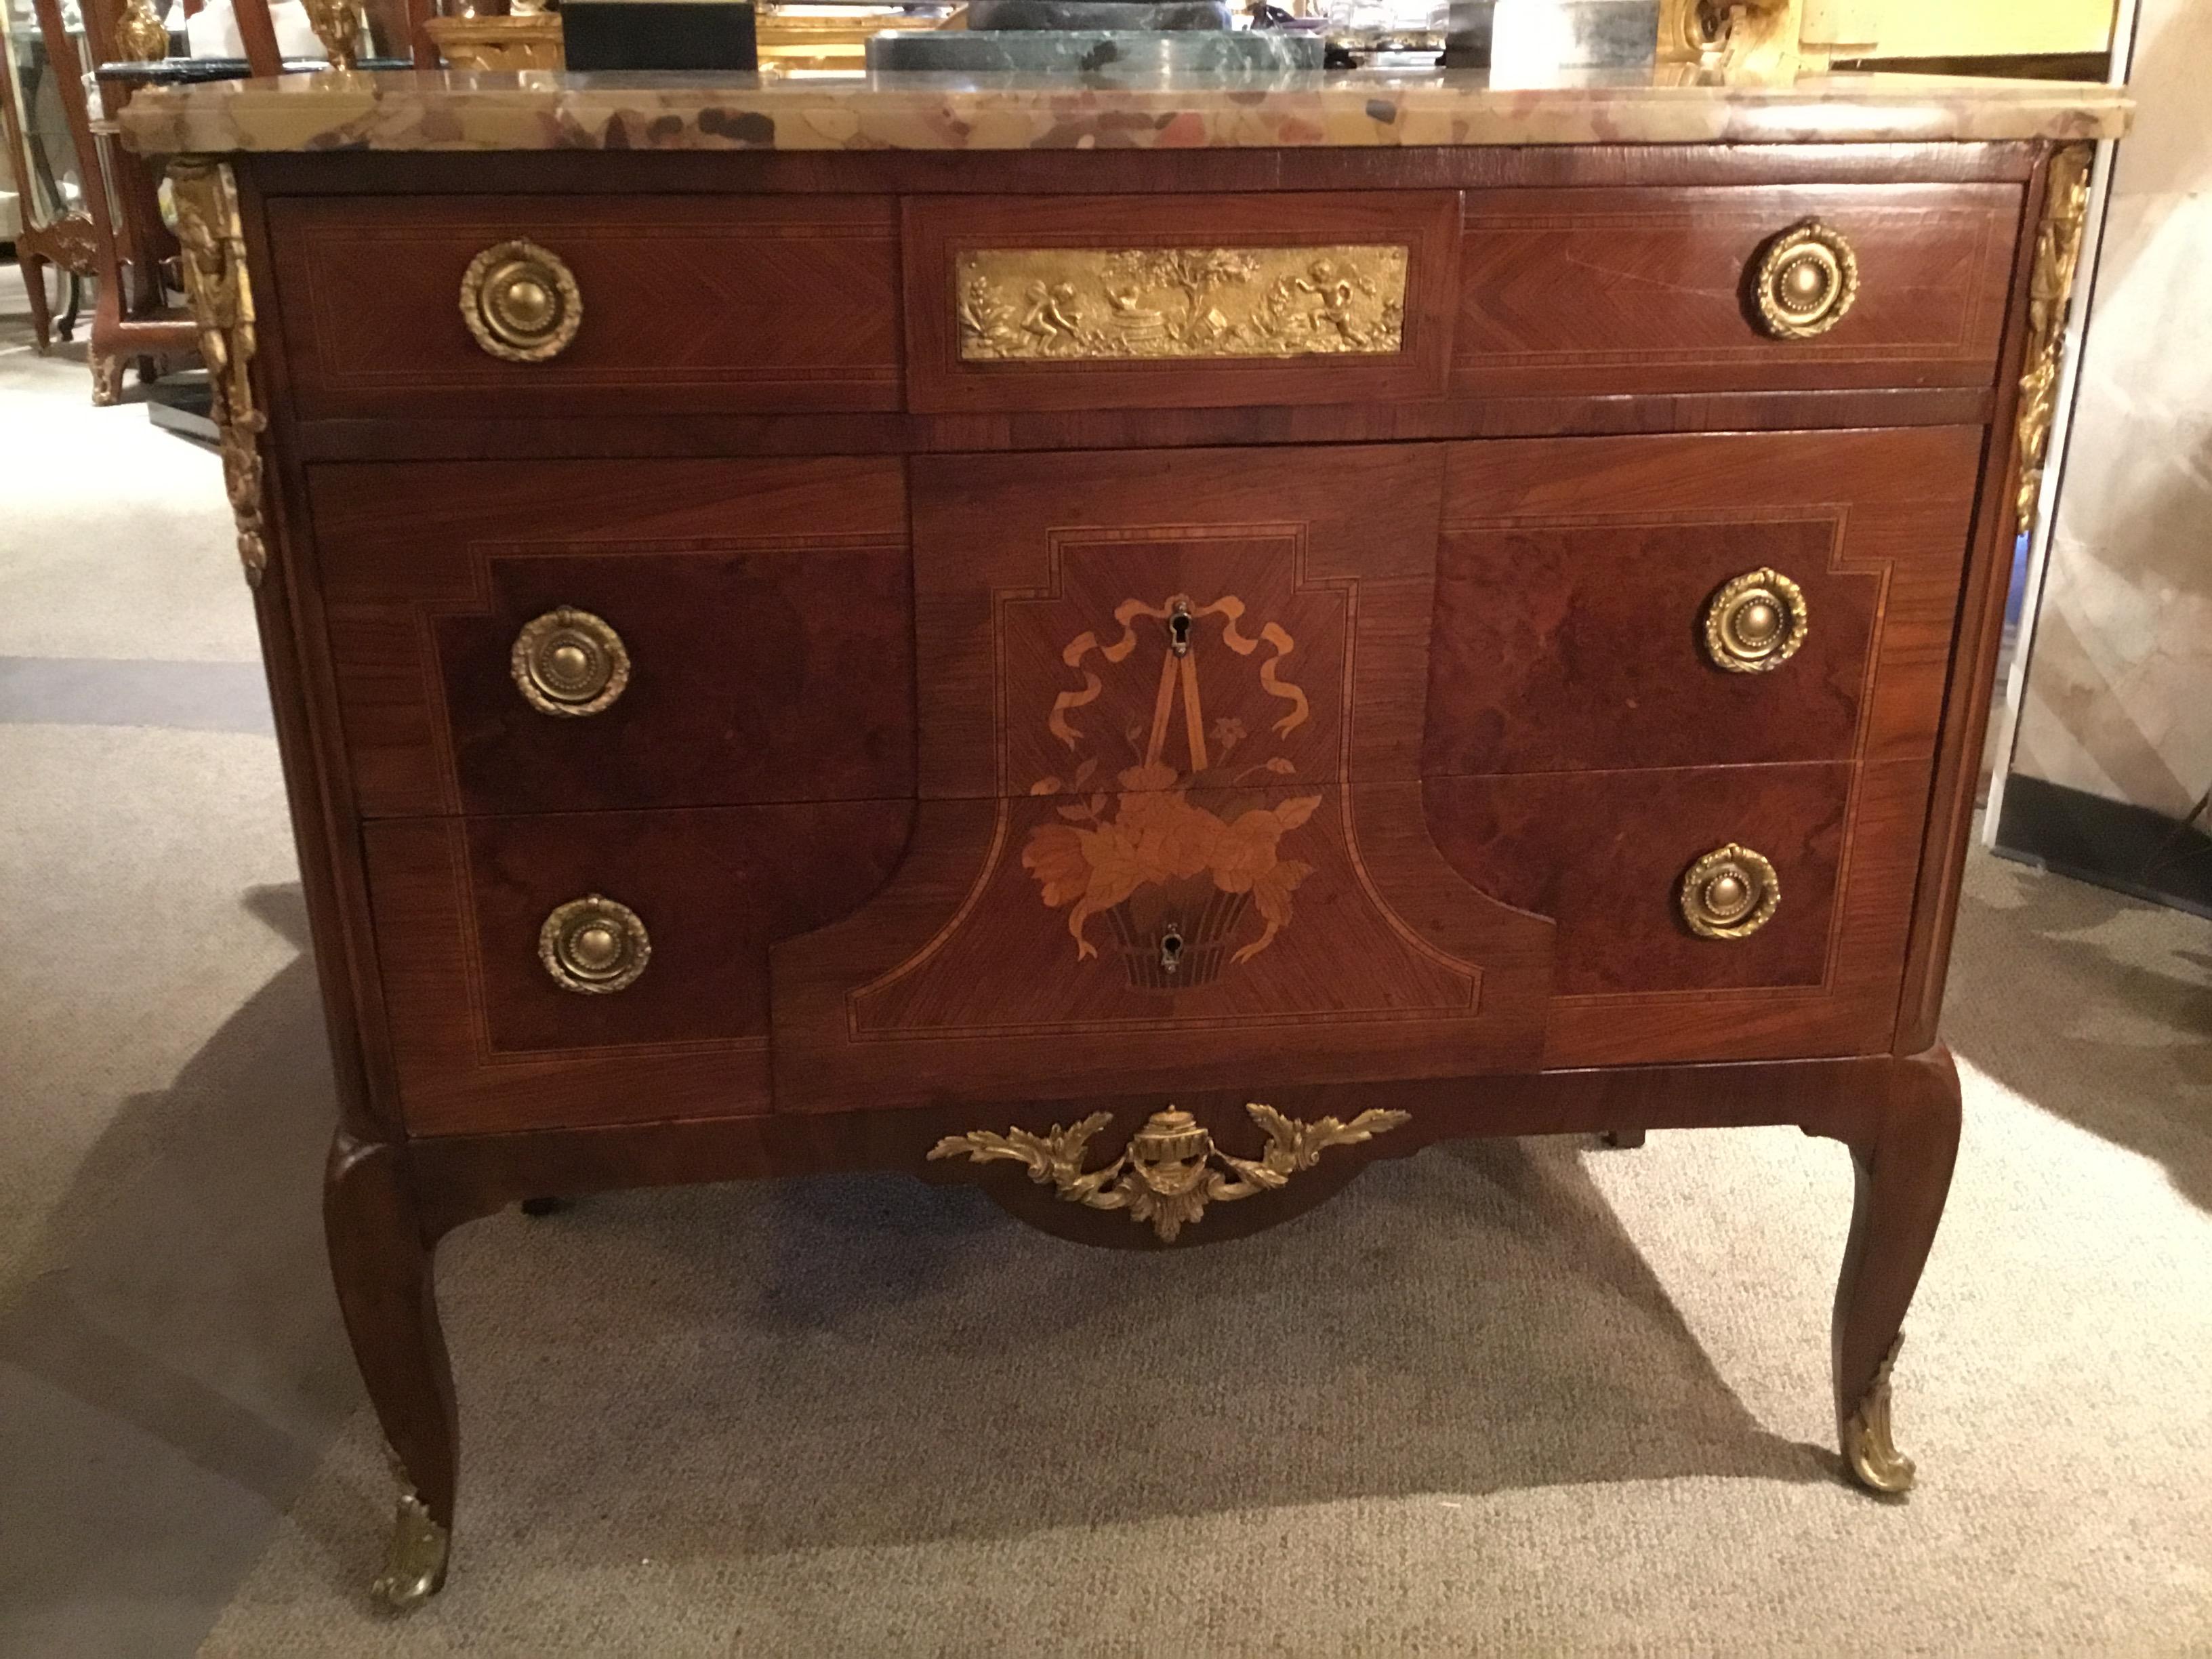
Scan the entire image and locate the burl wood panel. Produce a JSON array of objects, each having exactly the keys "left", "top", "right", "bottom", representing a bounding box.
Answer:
[
  {"left": 1454, "top": 184, "right": 2022, "bottom": 397},
  {"left": 774, "top": 443, "right": 1551, "bottom": 1110},
  {"left": 1427, "top": 428, "right": 1984, "bottom": 774},
  {"left": 1429, "top": 763, "right": 1848, "bottom": 994},
  {"left": 363, "top": 803, "right": 912, "bottom": 1136},
  {"left": 312, "top": 457, "right": 913, "bottom": 819},
  {"left": 914, "top": 444, "right": 1446, "bottom": 800},
  {"left": 264, "top": 194, "right": 902, "bottom": 418},
  {"left": 903, "top": 192, "right": 1460, "bottom": 414},
  {"left": 1427, "top": 756, "right": 1936, "bottom": 1066}
]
